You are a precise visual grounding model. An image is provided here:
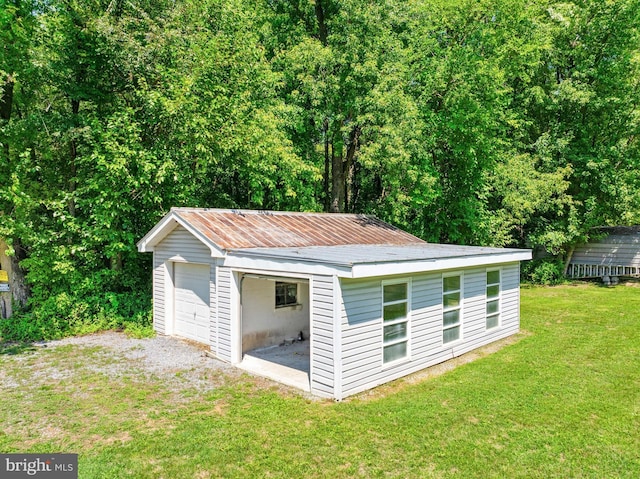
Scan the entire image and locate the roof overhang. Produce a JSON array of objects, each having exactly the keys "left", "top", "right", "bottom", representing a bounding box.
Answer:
[
  {"left": 224, "top": 245, "right": 532, "bottom": 279},
  {"left": 136, "top": 209, "right": 225, "bottom": 257},
  {"left": 348, "top": 251, "right": 530, "bottom": 278}
]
